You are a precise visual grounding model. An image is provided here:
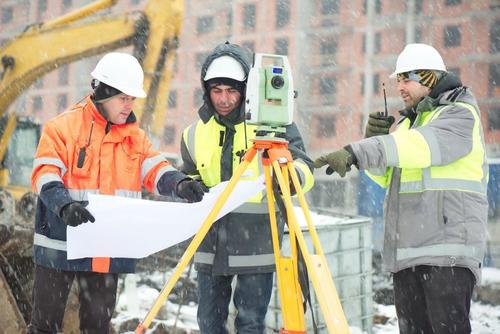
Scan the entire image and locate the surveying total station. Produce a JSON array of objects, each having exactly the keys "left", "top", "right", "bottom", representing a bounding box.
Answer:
[
  {"left": 245, "top": 53, "right": 294, "bottom": 131},
  {"left": 136, "top": 54, "right": 350, "bottom": 334}
]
